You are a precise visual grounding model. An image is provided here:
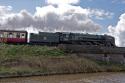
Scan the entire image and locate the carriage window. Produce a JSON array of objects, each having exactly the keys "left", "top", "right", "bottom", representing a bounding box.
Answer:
[
  {"left": 16, "top": 33, "right": 20, "bottom": 38},
  {"left": 8, "top": 33, "right": 13, "bottom": 38},
  {"left": 21, "top": 33, "right": 25, "bottom": 38},
  {"left": 0, "top": 33, "right": 3, "bottom": 37},
  {"left": 13, "top": 33, "right": 16, "bottom": 38},
  {"left": 4, "top": 32, "right": 7, "bottom": 38},
  {"left": 22, "top": 34, "right": 24, "bottom": 36}
]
